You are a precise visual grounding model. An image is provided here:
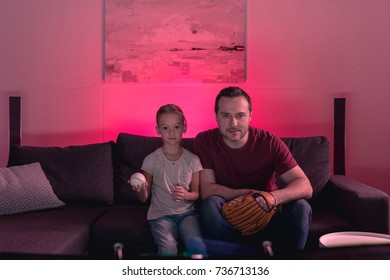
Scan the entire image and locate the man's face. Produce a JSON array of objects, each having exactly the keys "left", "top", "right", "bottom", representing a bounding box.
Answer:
[{"left": 216, "top": 96, "right": 252, "bottom": 148}]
